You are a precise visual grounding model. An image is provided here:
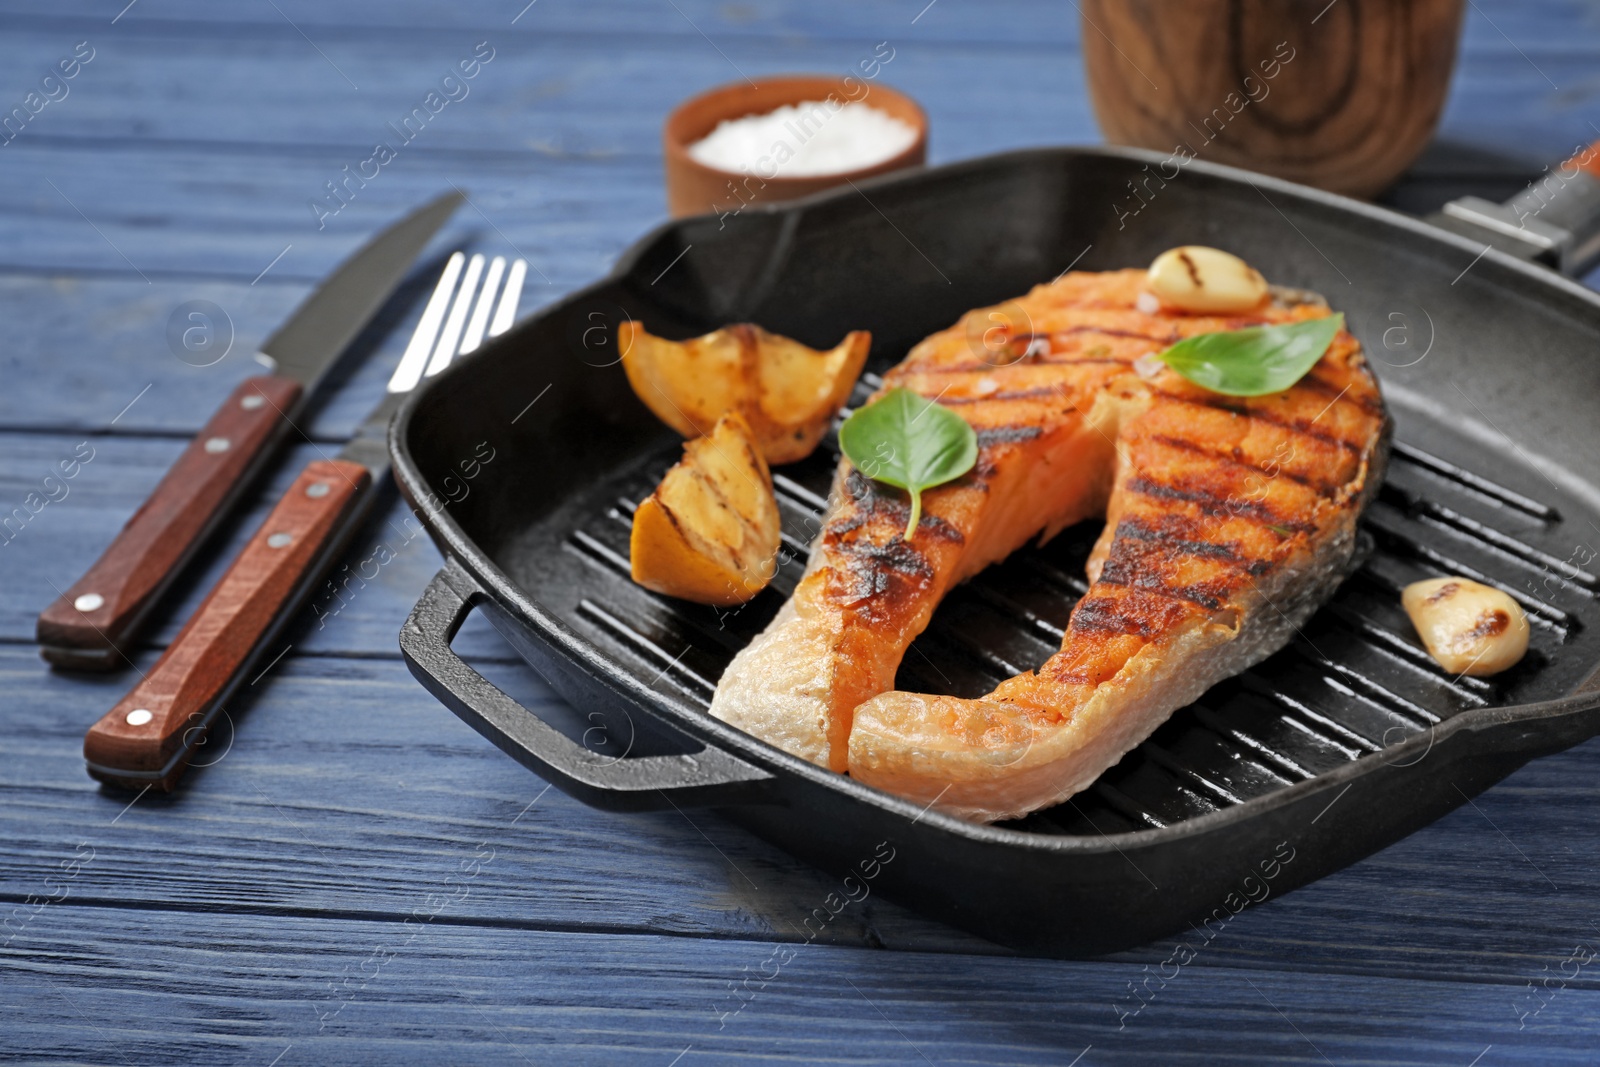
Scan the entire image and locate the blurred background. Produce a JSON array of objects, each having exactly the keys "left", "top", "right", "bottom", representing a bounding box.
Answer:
[{"left": 5, "top": 0, "right": 1593, "bottom": 435}]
